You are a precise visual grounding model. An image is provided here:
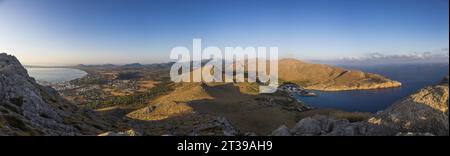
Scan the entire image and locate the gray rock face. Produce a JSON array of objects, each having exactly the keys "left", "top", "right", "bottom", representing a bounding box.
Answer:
[
  {"left": 271, "top": 125, "right": 291, "bottom": 136},
  {"left": 395, "top": 132, "right": 435, "bottom": 136},
  {"left": 214, "top": 117, "right": 238, "bottom": 136},
  {"left": 1, "top": 53, "right": 109, "bottom": 135},
  {"left": 364, "top": 79, "right": 449, "bottom": 136},
  {"left": 1, "top": 54, "right": 70, "bottom": 135},
  {"left": 272, "top": 115, "right": 362, "bottom": 136},
  {"left": 98, "top": 129, "right": 141, "bottom": 136}
]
